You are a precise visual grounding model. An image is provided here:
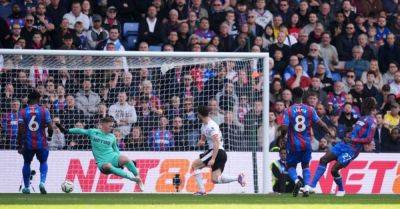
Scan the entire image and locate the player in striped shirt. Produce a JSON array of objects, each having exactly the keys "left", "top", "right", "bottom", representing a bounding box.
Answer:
[
  {"left": 17, "top": 90, "right": 53, "bottom": 194},
  {"left": 307, "top": 97, "right": 377, "bottom": 197},
  {"left": 280, "top": 87, "right": 334, "bottom": 197}
]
